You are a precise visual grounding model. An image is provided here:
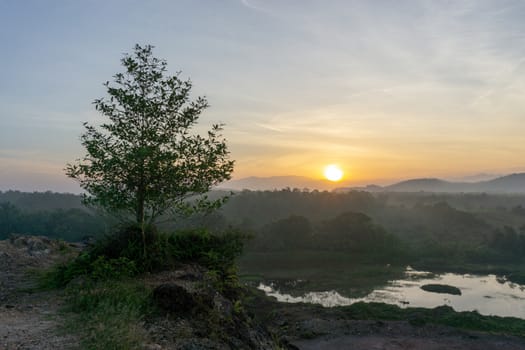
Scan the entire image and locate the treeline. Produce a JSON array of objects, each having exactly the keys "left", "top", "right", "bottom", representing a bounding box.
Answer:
[
  {"left": 248, "top": 212, "right": 405, "bottom": 262},
  {"left": 217, "top": 190, "right": 525, "bottom": 266},
  {"left": 3, "top": 190, "right": 525, "bottom": 265},
  {"left": 0, "top": 201, "right": 109, "bottom": 241},
  {"left": 0, "top": 190, "right": 83, "bottom": 211}
]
